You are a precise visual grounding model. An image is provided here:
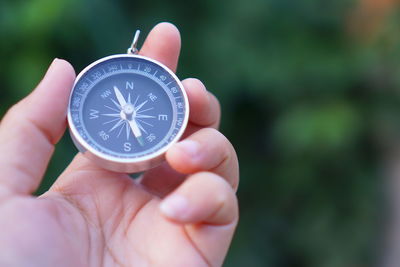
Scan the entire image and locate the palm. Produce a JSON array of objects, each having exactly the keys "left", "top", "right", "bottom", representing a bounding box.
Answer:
[
  {"left": 0, "top": 23, "right": 238, "bottom": 267},
  {"left": 1, "top": 154, "right": 236, "bottom": 266}
]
